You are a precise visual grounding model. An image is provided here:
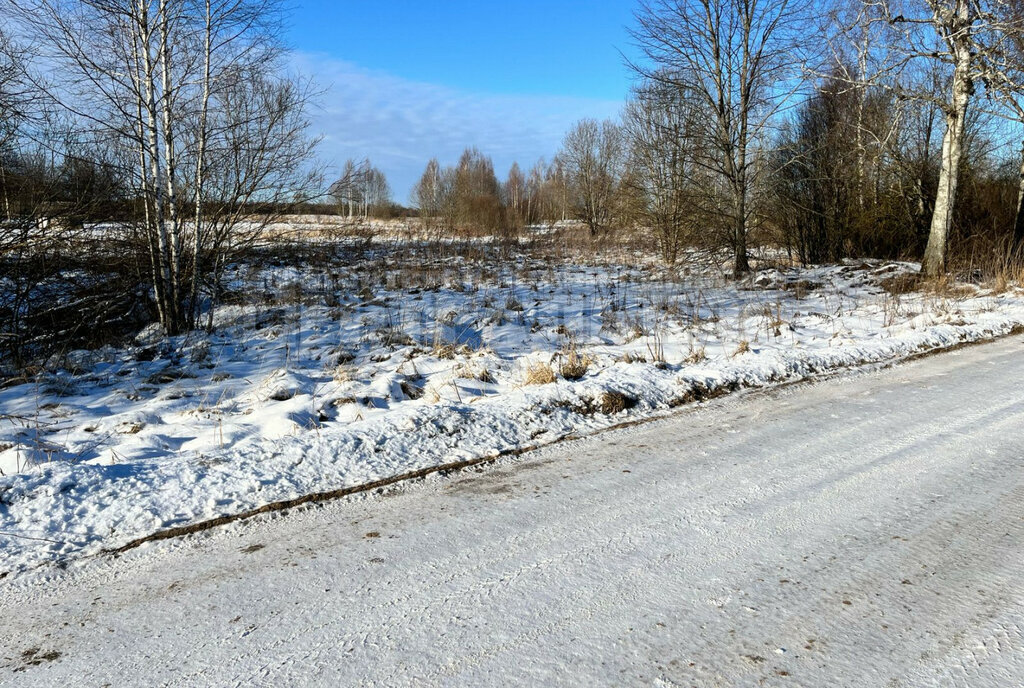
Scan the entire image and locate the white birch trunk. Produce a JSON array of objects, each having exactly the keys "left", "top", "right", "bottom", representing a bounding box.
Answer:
[
  {"left": 137, "top": 0, "right": 176, "bottom": 328},
  {"left": 922, "top": 3, "right": 971, "bottom": 277},
  {"left": 1013, "top": 141, "right": 1024, "bottom": 251},
  {"left": 191, "top": 0, "right": 213, "bottom": 326}
]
